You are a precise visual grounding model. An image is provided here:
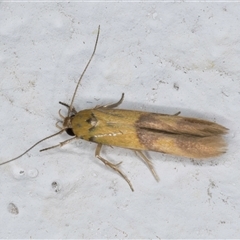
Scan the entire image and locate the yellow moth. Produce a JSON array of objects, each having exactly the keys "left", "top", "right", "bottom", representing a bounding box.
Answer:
[{"left": 1, "top": 26, "right": 228, "bottom": 191}]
